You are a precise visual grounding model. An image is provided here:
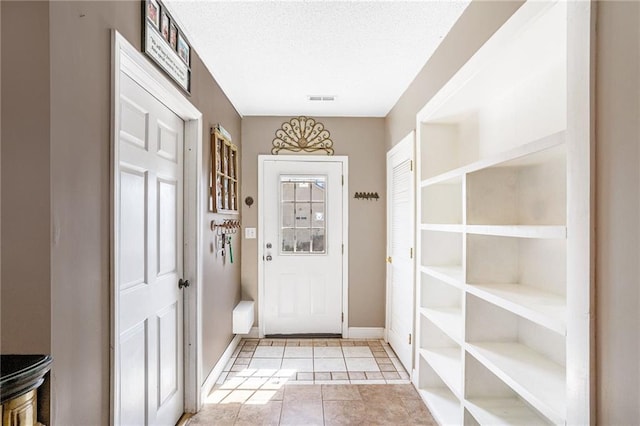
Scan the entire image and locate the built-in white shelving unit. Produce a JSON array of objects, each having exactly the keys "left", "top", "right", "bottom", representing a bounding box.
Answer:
[{"left": 413, "top": 1, "right": 592, "bottom": 424}]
